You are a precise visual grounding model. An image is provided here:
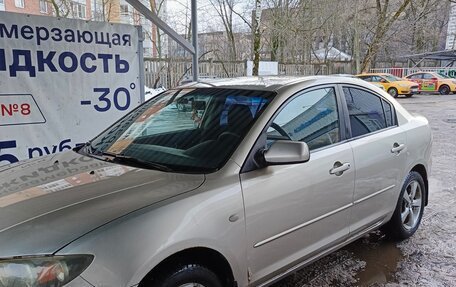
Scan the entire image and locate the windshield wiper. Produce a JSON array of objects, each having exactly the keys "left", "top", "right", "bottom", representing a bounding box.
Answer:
[
  {"left": 102, "top": 151, "right": 173, "bottom": 172},
  {"left": 82, "top": 142, "right": 95, "bottom": 153},
  {"left": 76, "top": 142, "right": 104, "bottom": 160},
  {"left": 76, "top": 141, "right": 97, "bottom": 154}
]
